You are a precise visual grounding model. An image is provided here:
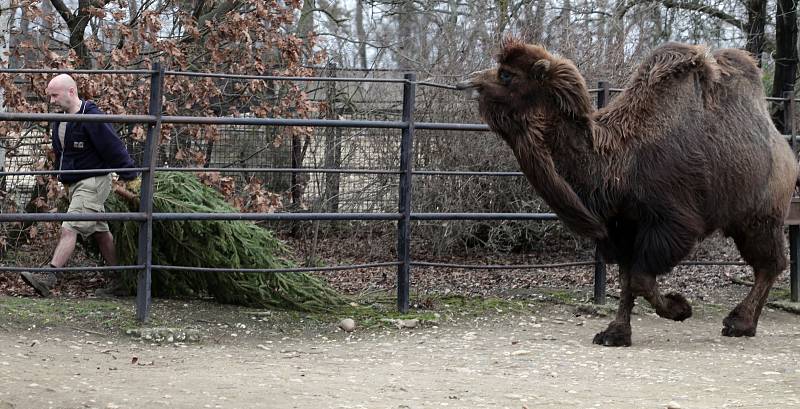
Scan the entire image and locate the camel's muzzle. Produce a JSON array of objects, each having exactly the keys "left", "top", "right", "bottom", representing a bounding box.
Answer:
[
  {"left": 456, "top": 75, "right": 481, "bottom": 99},
  {"left": 455, "top": 79, "right": 476, "bottom": 91}
]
